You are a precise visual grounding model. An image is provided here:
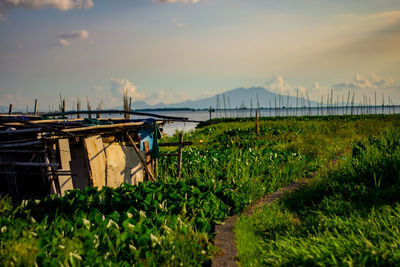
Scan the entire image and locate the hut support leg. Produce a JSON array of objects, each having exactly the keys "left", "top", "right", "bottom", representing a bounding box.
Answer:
[{"left": 125, "top": 132, "right": 155, "bottom": 181}]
